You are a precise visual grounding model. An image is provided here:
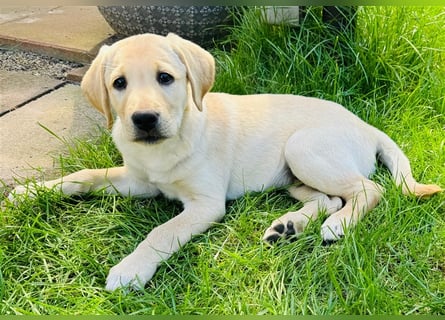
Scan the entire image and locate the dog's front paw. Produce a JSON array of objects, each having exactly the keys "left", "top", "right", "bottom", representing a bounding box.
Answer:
[
  {"left": 6, "top": 184, "right": 37, "bottom": 205},
  {"left": 105, "top": 252, "right": 158, "bottom": 292}
]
